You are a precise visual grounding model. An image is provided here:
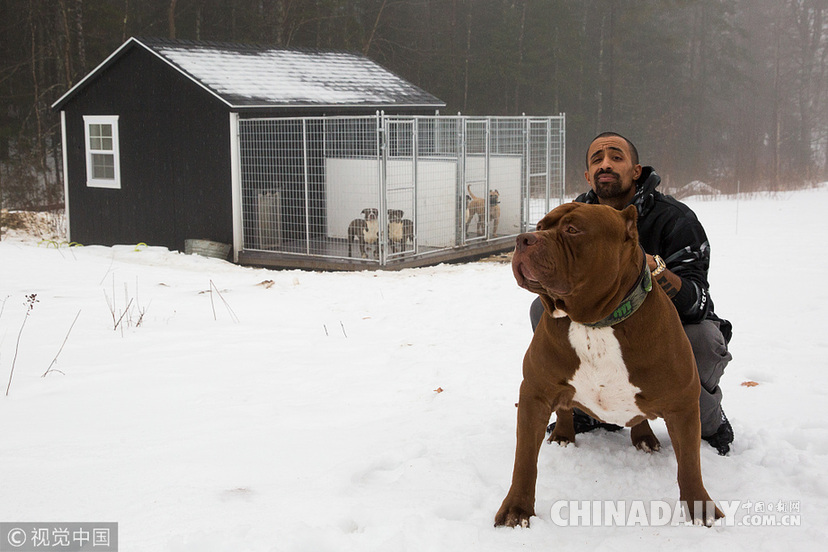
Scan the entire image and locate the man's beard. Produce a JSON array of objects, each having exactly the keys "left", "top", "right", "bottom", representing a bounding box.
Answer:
[{"left": 592, "top": 170, "right": 630, "bottom": 200}]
